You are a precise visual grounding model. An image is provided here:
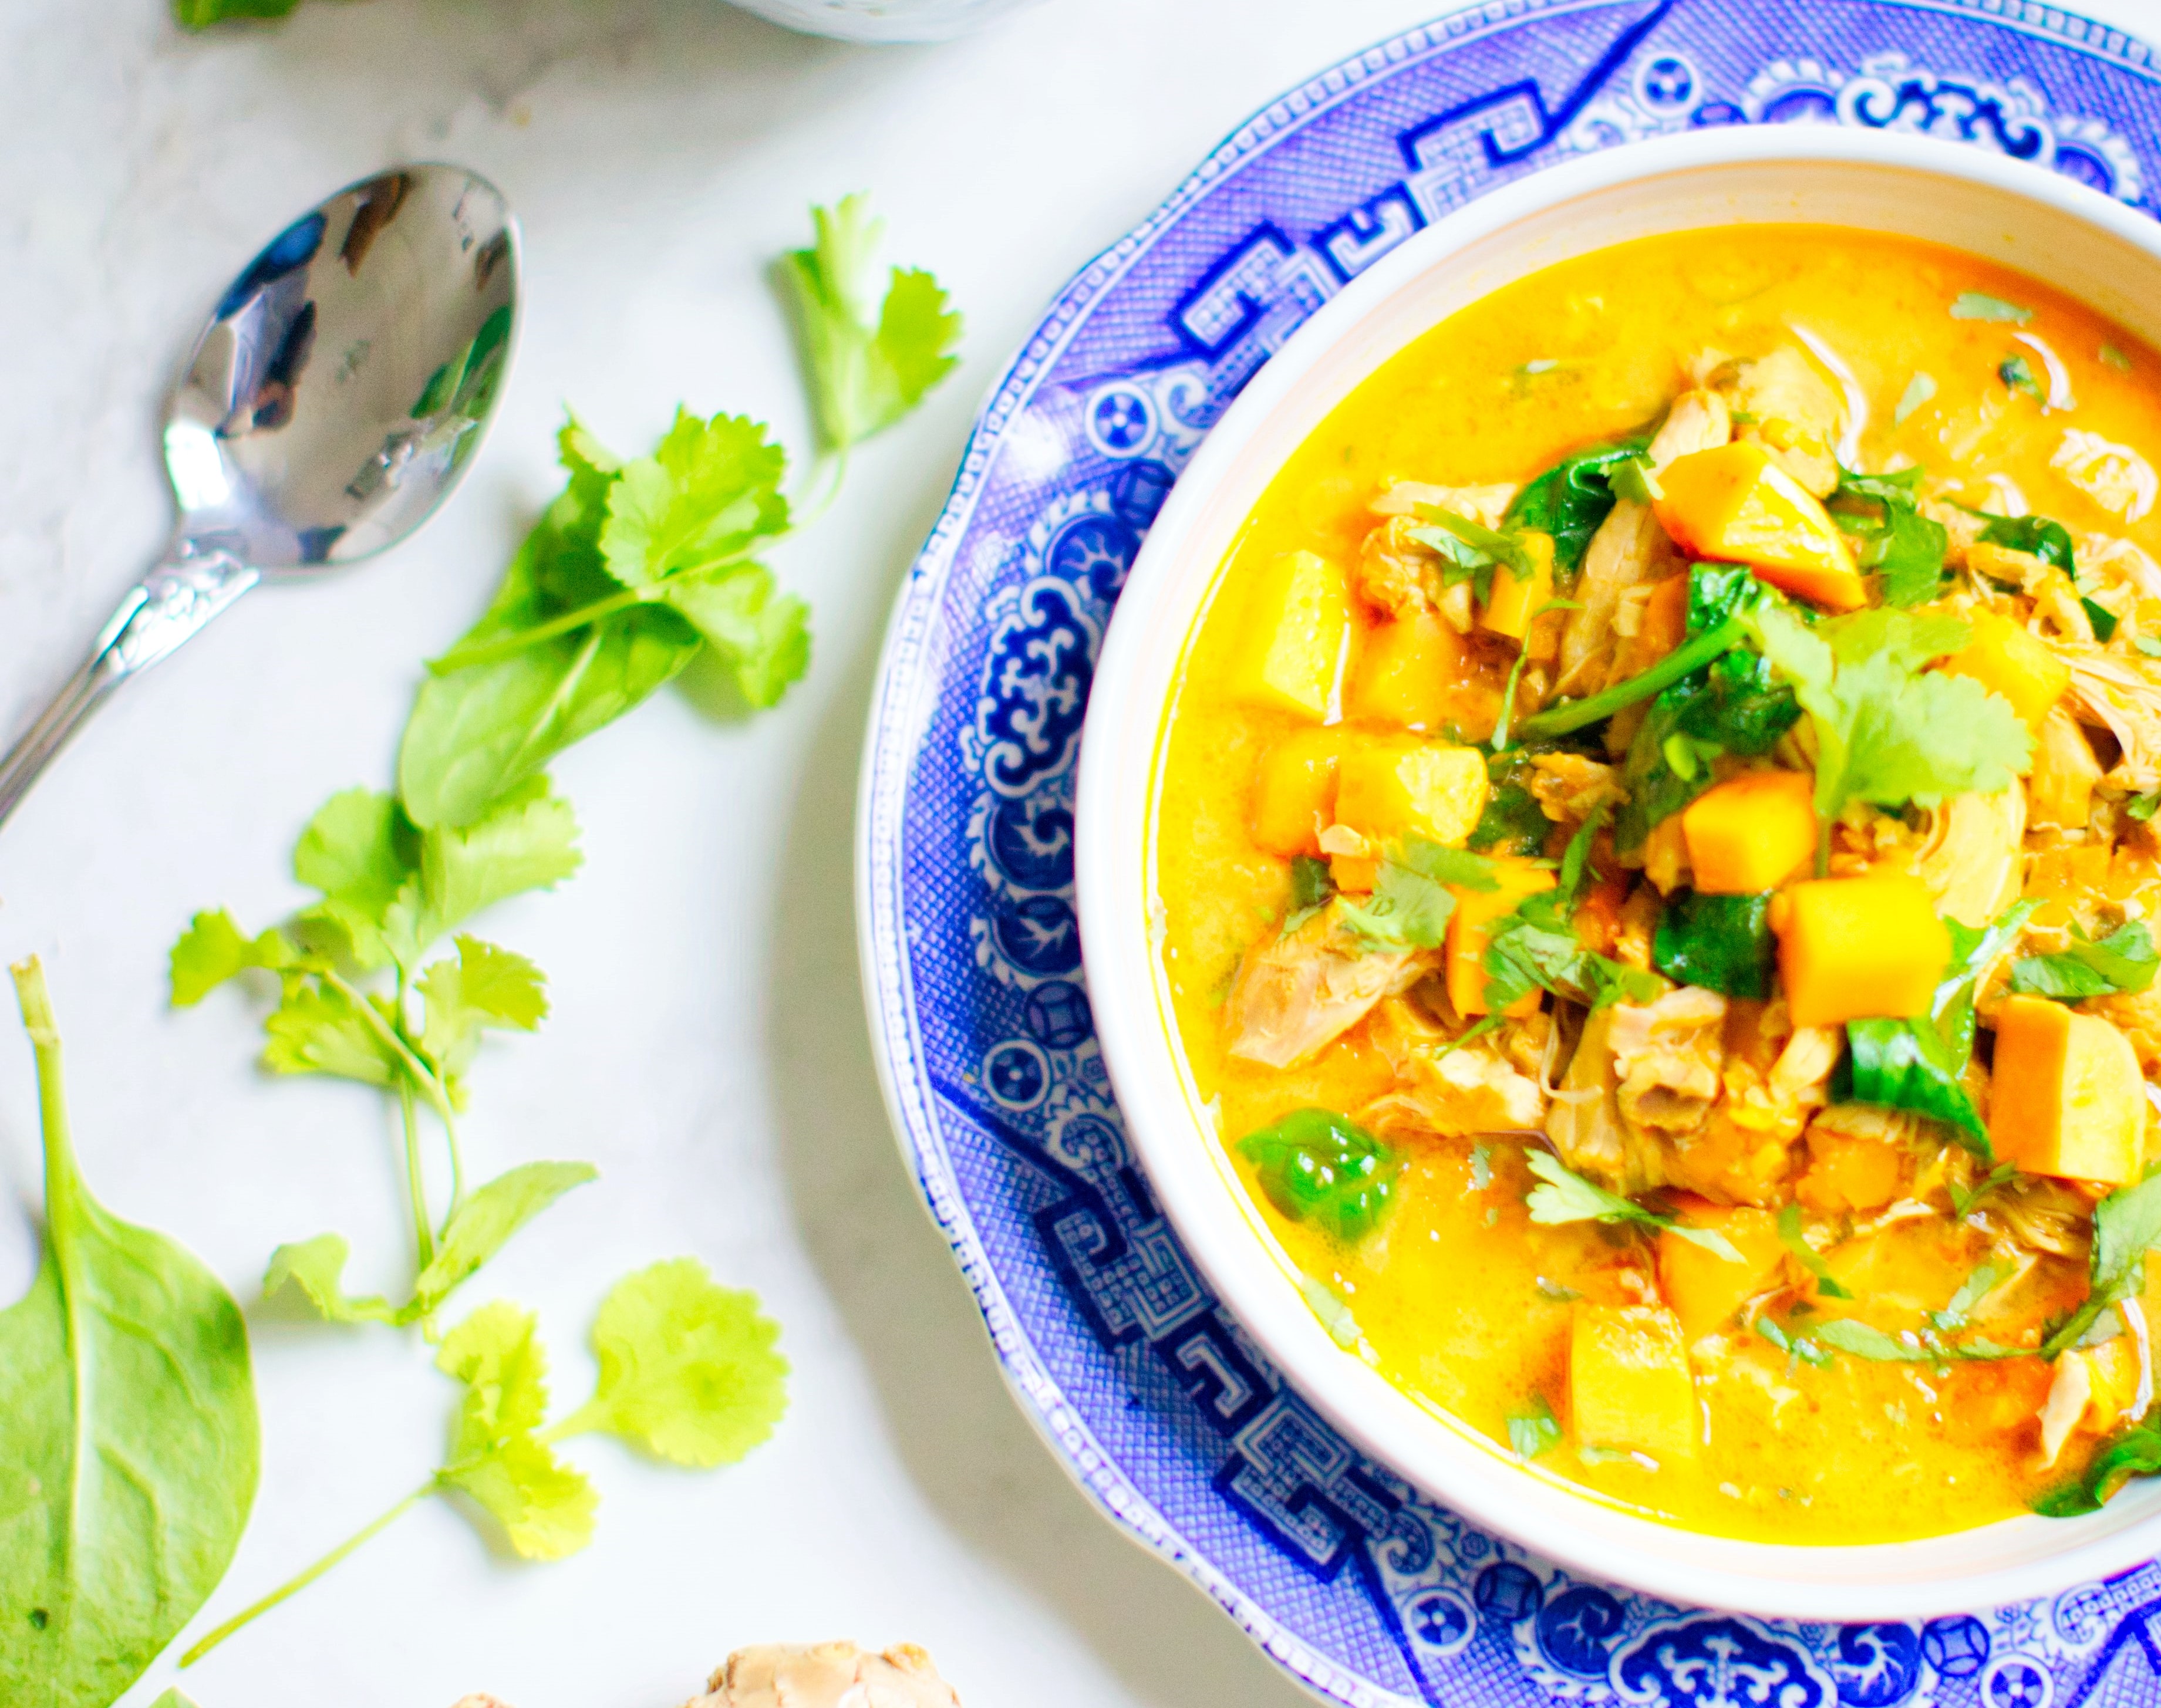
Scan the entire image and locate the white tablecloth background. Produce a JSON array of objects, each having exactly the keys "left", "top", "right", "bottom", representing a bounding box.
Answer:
[{"left": 1, "top": 2, "right": 2151, "bottom": 1704}]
